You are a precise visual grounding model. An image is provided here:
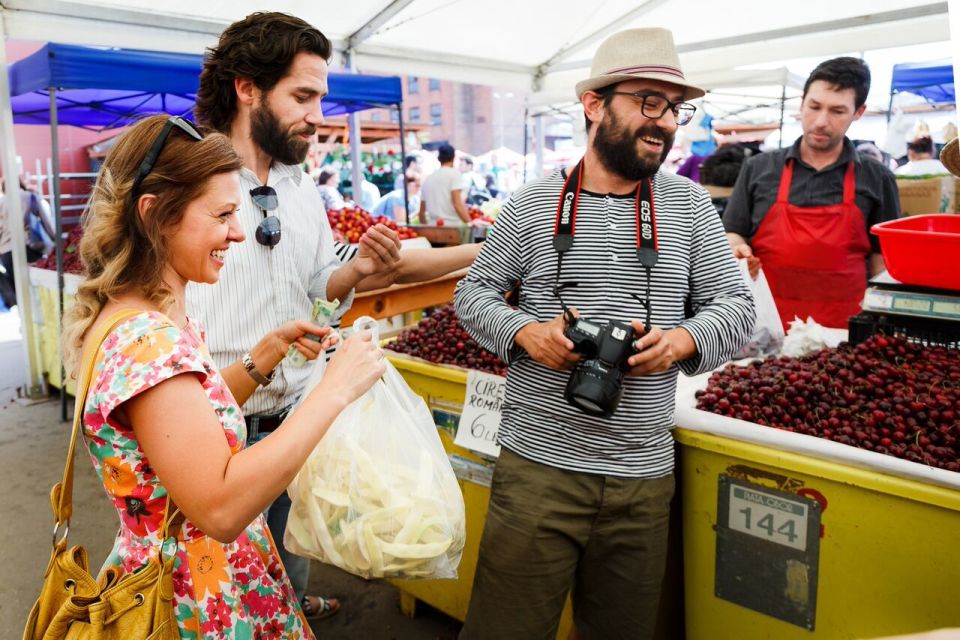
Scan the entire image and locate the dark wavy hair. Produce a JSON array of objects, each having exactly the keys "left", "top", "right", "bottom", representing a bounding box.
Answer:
[
  {"left": 803, "top": 56, "right": 871, "bottom": 110},
  {"left": 907, "top": 136, "right": 934, "bottom": 156},
  {"left": 195, "top": 12, "right": 332, "bottom": 133}
]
